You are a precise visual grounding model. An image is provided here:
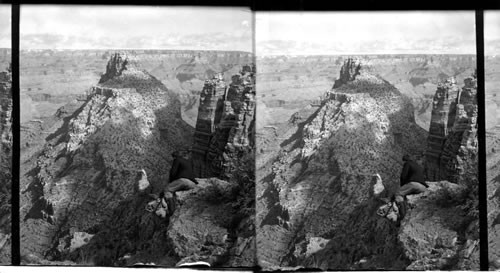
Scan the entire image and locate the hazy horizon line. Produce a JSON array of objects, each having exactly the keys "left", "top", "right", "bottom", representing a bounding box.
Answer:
[
  {"left": 257, "top": 53, "right": 478, "bottom": 56},
  {"left": 0, "top": 48, "right": 484, "bottom": 56},
  {"left": 15, "top": 48, "right": 253, "bottom": 53}
]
